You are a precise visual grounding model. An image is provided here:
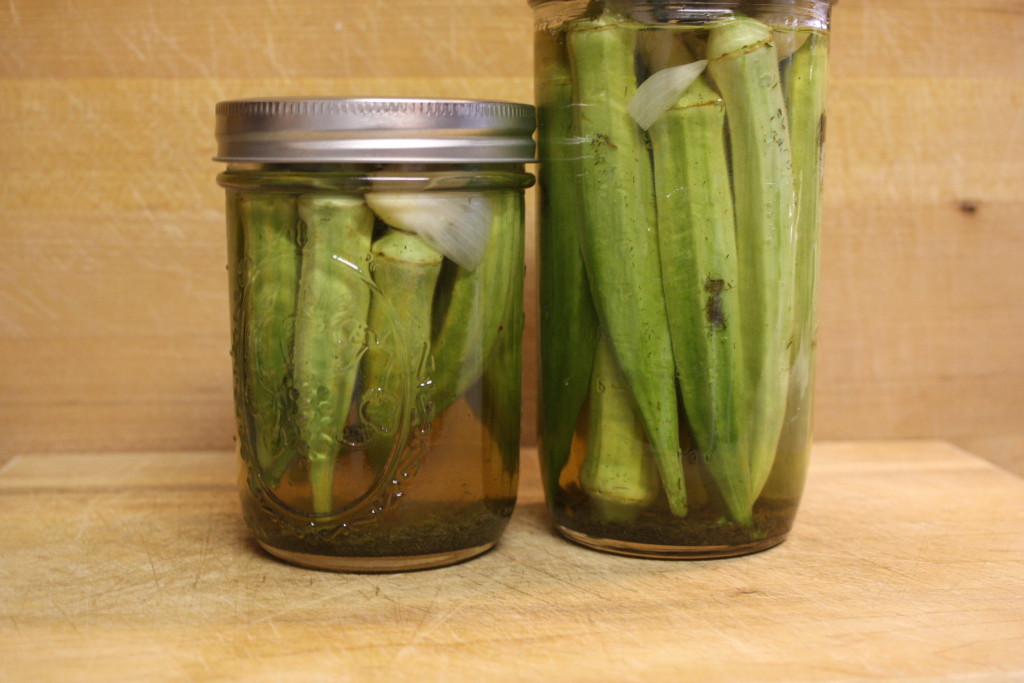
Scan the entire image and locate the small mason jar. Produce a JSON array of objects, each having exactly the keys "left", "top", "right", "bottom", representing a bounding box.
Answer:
[
  {"left": 532, "top": 1, "right": 834, "bottom": 558},
  {"left": 215, "top": 97, "right": 535, "bottom": 571}
]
